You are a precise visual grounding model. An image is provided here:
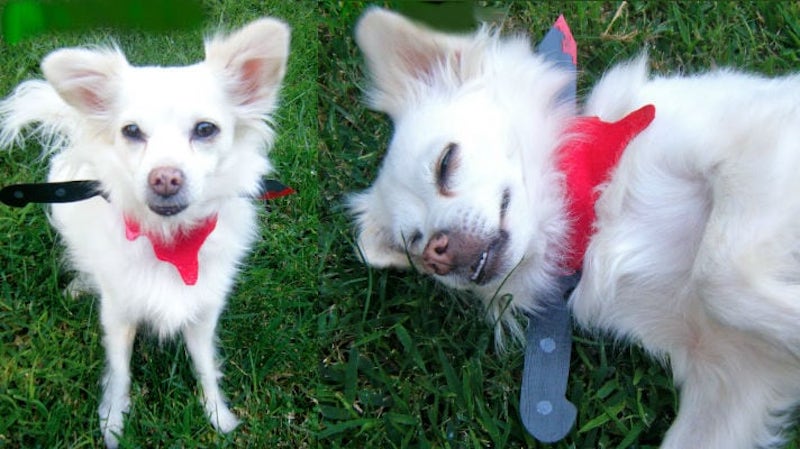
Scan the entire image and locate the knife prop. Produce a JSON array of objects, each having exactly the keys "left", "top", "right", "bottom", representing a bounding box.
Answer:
[{"left": 519, "top": 16, "right": 578, "bottom": 444}]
